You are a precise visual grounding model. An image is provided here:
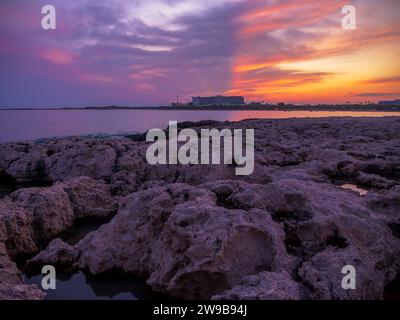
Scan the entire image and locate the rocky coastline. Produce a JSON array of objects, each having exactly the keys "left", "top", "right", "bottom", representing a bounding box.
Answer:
[{"left": 1, "top": 117, "right": 400, "bottom": 300}]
